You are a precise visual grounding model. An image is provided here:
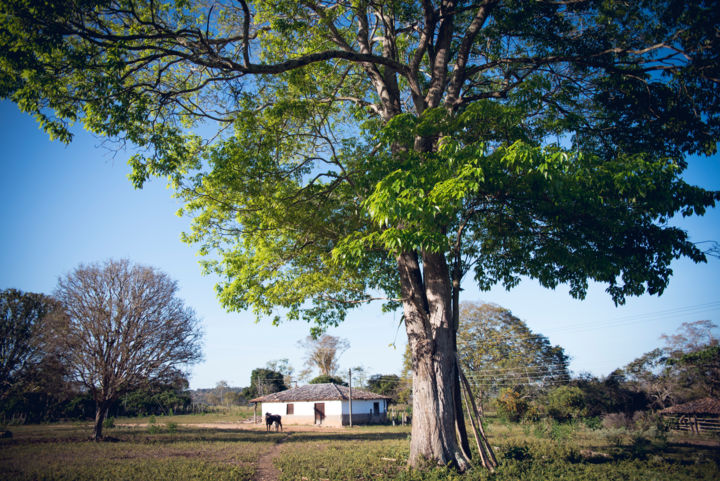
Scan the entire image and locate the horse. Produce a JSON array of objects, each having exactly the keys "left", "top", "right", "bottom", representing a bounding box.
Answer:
[{"left": 265, "top": 412, "right": 282, "bottom": 432}]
